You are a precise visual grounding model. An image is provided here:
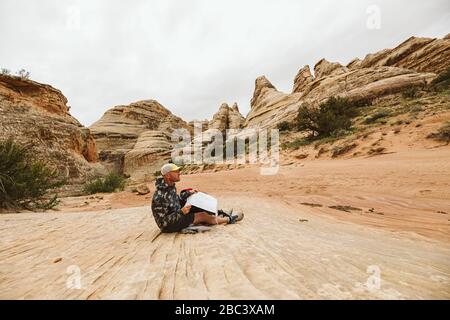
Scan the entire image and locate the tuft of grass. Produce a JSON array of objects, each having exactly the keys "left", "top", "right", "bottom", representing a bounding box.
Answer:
[
  {"left": 82, "top": 172, "right": 126, "bottom": 195},
  {"left": 402, "top": 85, "right": 421, "bottom": 99}
]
